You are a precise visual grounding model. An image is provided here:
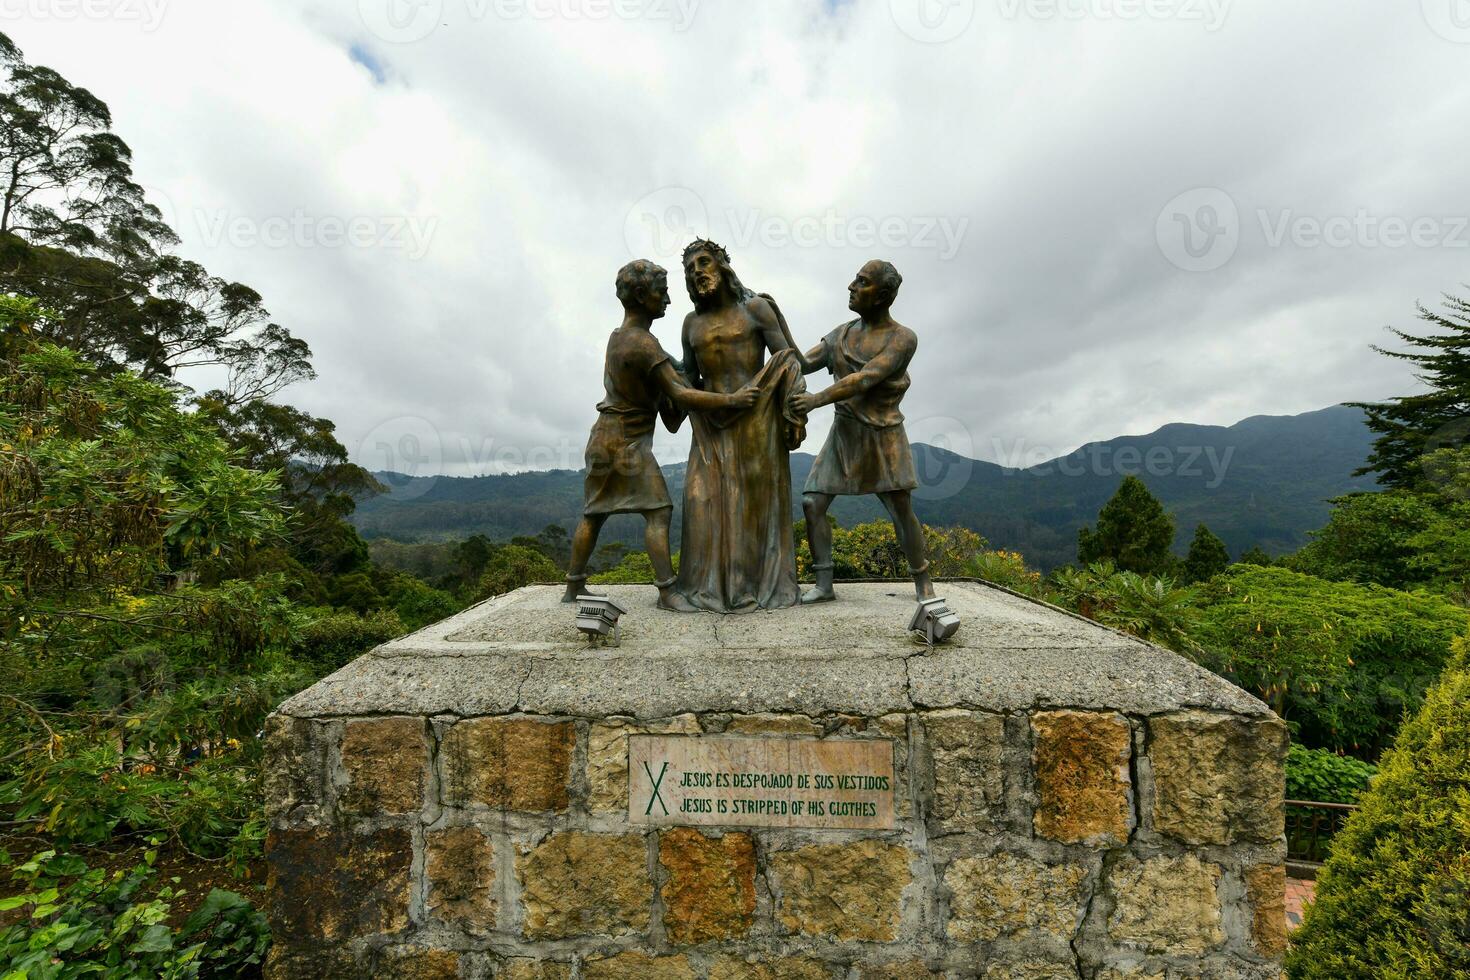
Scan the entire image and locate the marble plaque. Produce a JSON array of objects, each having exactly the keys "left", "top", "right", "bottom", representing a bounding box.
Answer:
[{"left": 628, "top": 734, "right": 895, "bottom": 830}]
